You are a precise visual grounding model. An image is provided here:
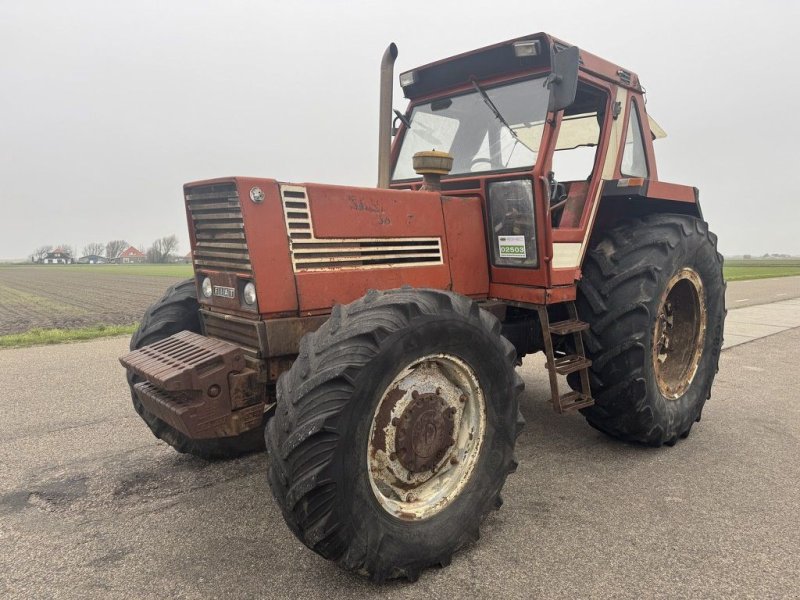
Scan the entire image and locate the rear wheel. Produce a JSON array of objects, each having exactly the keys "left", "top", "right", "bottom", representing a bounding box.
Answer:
[
  {"left": 127, "top": 279, "right": 265, "bottom": 459},
  {"left": 570, "top": 214, "right": 726, "bottom": 446},
  {"left": 266, "top": 288, "right": 524, "bottom": 581}
]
